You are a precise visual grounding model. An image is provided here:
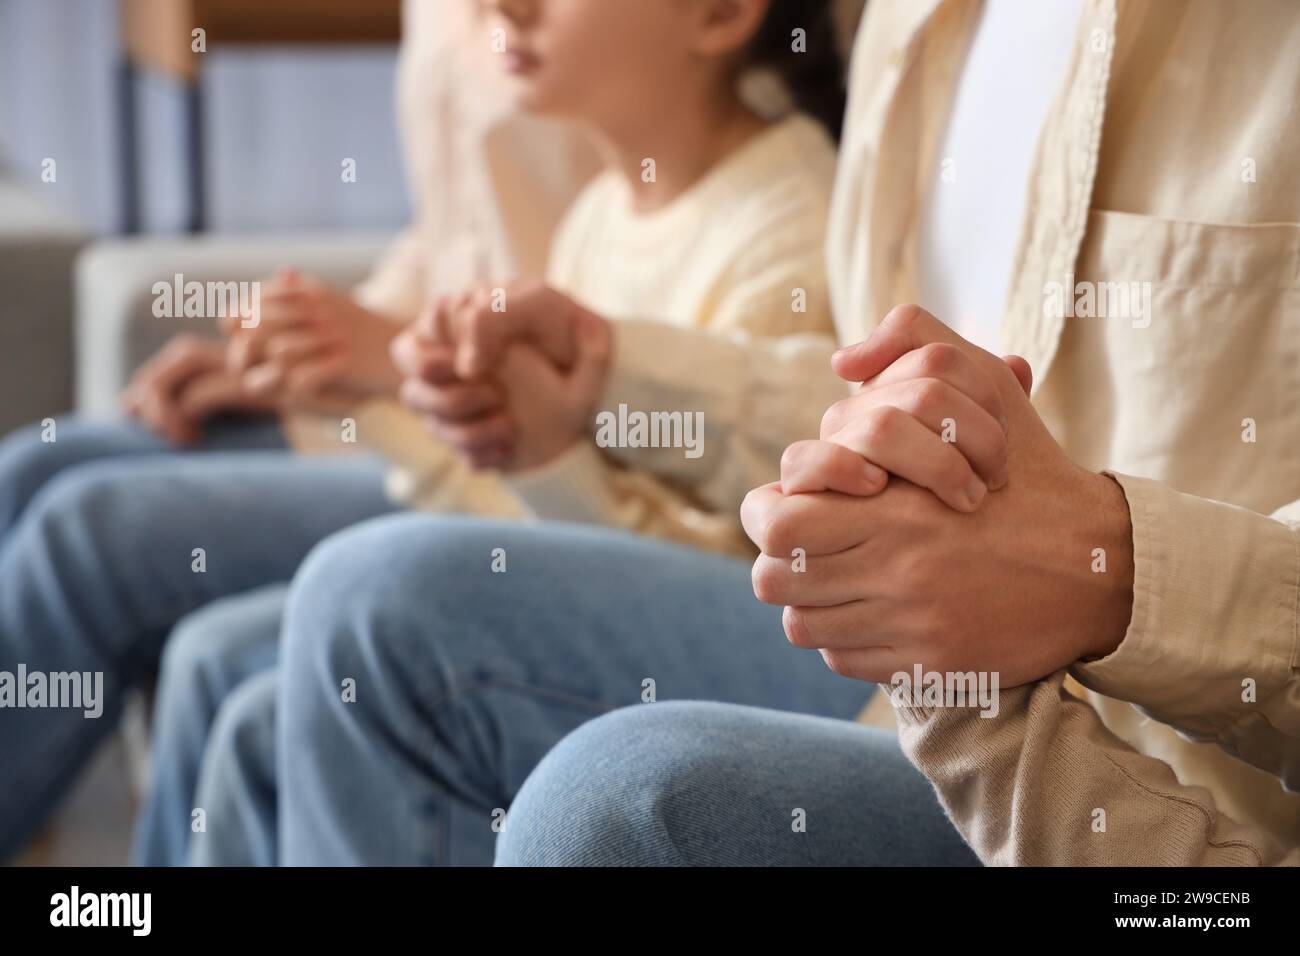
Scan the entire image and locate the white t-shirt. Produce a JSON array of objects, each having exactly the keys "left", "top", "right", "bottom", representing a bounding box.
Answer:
[{"left": 913, "top": 0, "right": 1084, "bottom": 354}]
